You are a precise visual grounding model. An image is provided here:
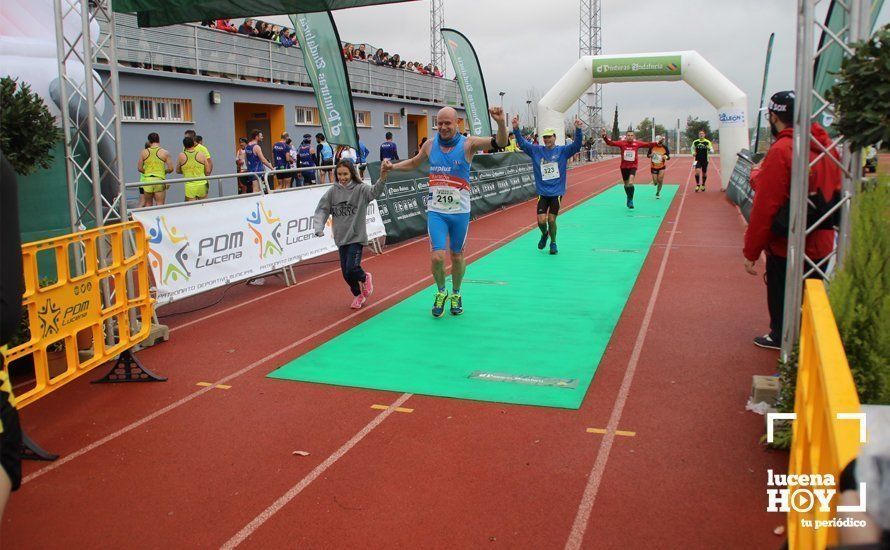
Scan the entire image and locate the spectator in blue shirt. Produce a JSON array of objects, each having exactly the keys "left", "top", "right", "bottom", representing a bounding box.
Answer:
[
  {"left": 356, "top": 140, "right": 370, "bottom": 178},
  {"left": 380, "top": 132, "right": 399, "bottom": 162},
  {"left": 512, "top": 115, "right": 583, "bottom": 255},
  {"left": 315, "top": 133, "right": 335, "bottom": 184}
]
